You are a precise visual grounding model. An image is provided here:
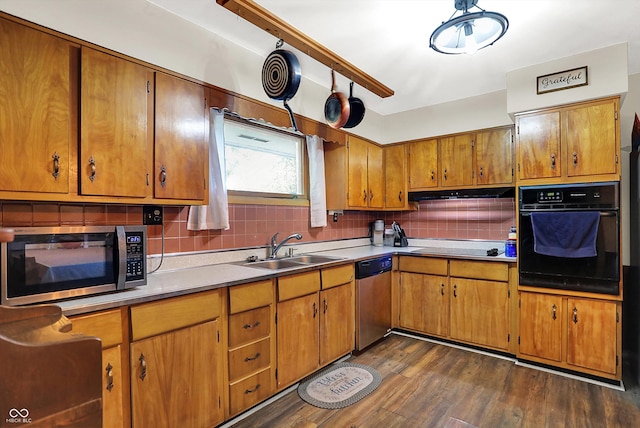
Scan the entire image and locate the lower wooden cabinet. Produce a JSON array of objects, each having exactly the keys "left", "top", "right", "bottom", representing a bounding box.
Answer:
[
  {"left": 70, "top": 307, "right": 129, "bottom": 428},
  {"left": 320, "top": 264, "right": 355, "bottom": 365},
  {"left": 518, "top": 292, "right": 621, "bottom": 379},
  {"left": 129, "top": 290, "right": 225, "bottom": 428},
  {"left": 399, "top": 271, "right": 449, "bottom": 337}
]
